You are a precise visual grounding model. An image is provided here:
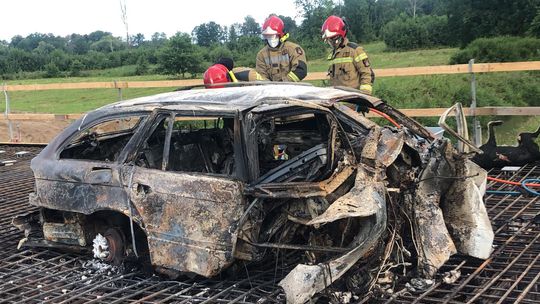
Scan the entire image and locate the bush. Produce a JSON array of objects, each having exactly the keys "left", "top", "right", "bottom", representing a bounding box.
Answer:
[
  {"left": 69, "top": 60, "right": 84, "bottom": 76},
  {"left": 383, "top": 15, "right": 450, "bottom": 51},
  {"left": 44, "top": 62, "right": 60, "bottom": 78},
  {"left": 450, "top": 36, "right": 540, "bottom": 64},
  {"left": 135, "top": 57, "right": 149, "bottom": 75}
]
